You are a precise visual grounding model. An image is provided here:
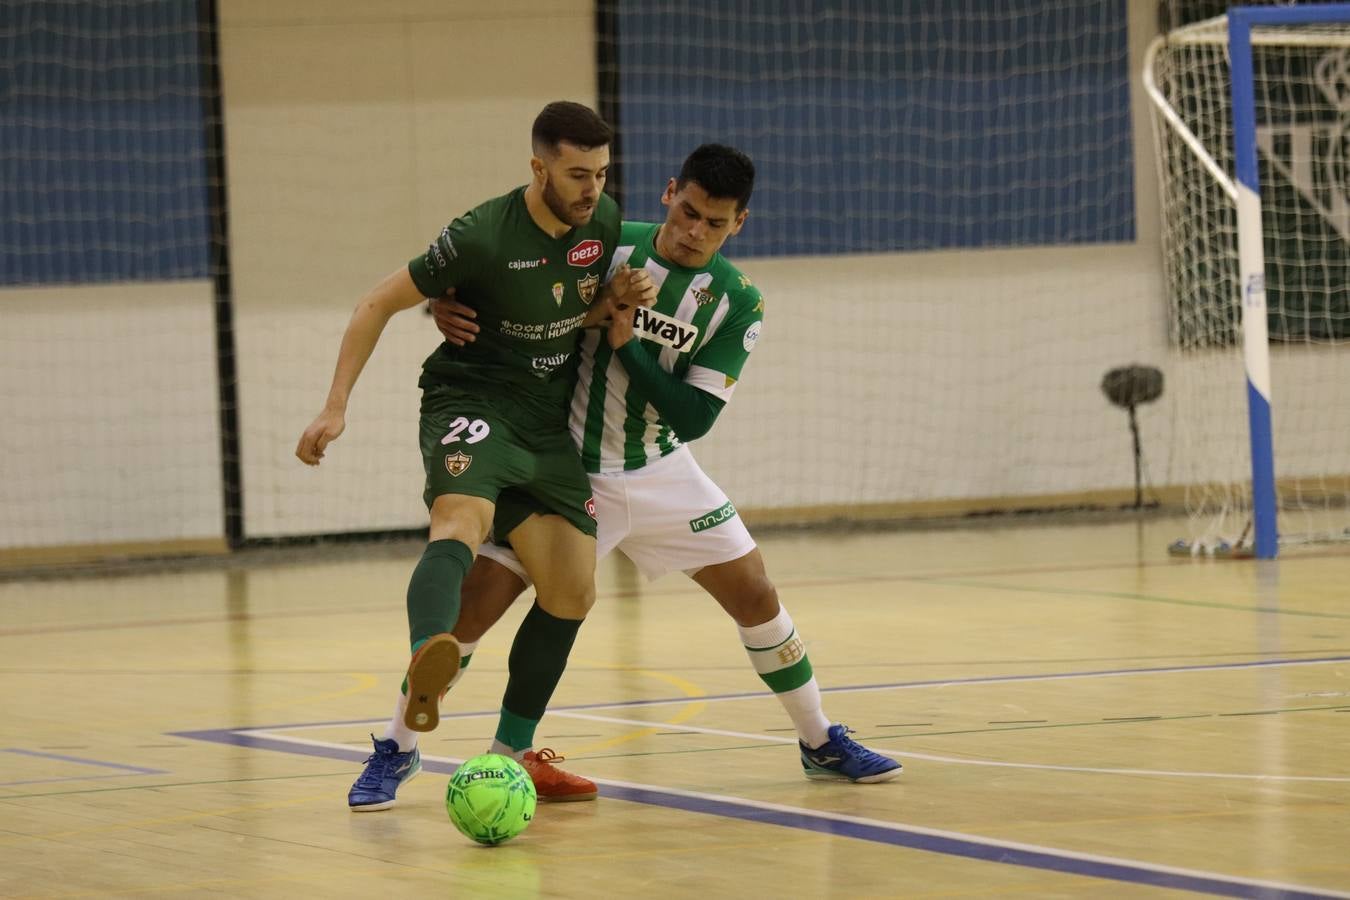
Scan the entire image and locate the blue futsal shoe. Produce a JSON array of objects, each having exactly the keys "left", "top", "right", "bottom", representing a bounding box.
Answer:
[
  {"left": 348, "top": 736, "right": 421, "bottom": 811},
  {"left": 800, "top": 724, "right": 902, "bottom": 783}
]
